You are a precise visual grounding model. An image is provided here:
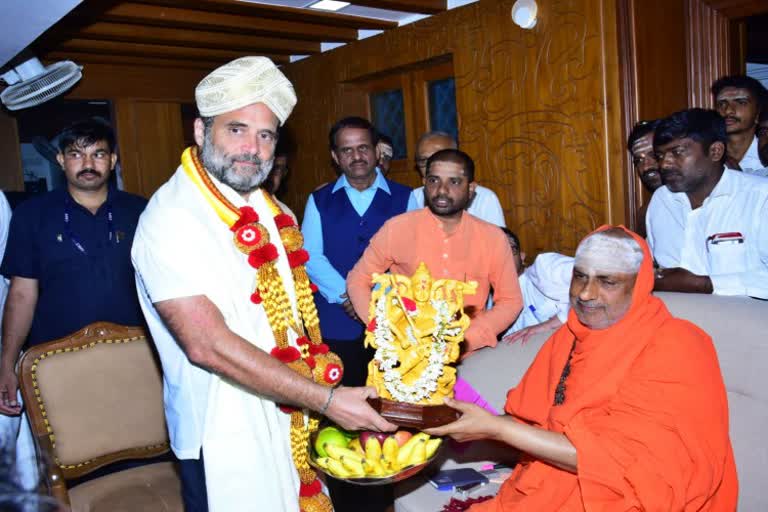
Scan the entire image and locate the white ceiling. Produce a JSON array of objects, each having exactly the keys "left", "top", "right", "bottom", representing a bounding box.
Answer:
[
  {"left": 240, "top": 0, "right": 477, "bottom": 61},
  {"left": 241, "top": 0, "right": 478, "bottom": 24},
  {"left": 0, "top": 0, "right": 84, "bottom": 69}
]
